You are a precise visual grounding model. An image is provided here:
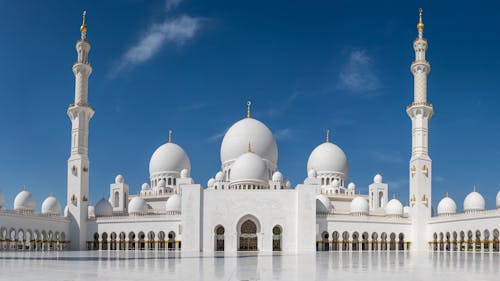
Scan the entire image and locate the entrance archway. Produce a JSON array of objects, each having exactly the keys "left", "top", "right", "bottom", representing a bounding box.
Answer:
[
  {"left": 215, "top": 225, "right": 225, "bottom": 251},
  {"left": 239, "top": 220, "right": 258, "bottom": 251},
  {"left": 272, "top": 225, "right": 282, "bottom": 251}
]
